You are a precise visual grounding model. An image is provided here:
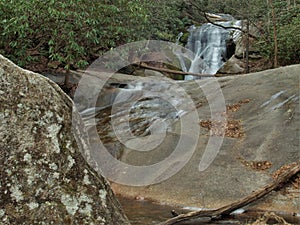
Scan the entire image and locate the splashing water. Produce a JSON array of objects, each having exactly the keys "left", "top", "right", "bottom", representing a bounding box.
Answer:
[{"left": 179, "top": 19, "right": 242, "bottom": 80}]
